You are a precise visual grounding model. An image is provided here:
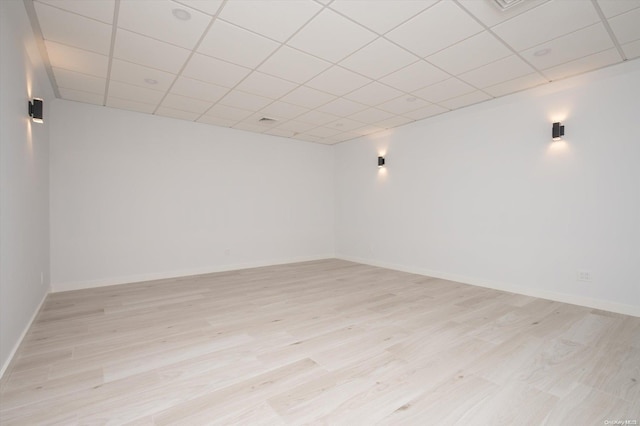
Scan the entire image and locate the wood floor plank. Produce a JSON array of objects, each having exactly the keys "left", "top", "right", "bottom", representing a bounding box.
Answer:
[{"left": 1, "top": 259, "right": 638, "bottom": 424}]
